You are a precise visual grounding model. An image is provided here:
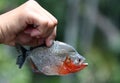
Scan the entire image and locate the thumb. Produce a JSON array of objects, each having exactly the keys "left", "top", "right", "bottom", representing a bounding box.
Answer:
[{"left": 45, "top": 27, "right": 56, "bottom": 47}]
